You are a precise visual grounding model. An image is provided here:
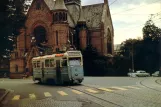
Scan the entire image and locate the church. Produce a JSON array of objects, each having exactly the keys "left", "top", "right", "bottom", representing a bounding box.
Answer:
[{"left": 10, "top": 0, "right": 114, "bottom": 78}]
